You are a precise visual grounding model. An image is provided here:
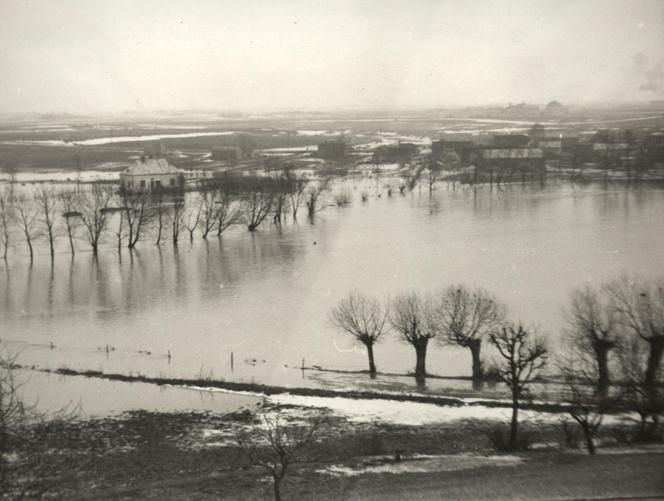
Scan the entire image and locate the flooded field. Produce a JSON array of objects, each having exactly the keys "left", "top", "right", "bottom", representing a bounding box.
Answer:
[{"left": 2, "top": 180, "right": 664, "bottom": 414}]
